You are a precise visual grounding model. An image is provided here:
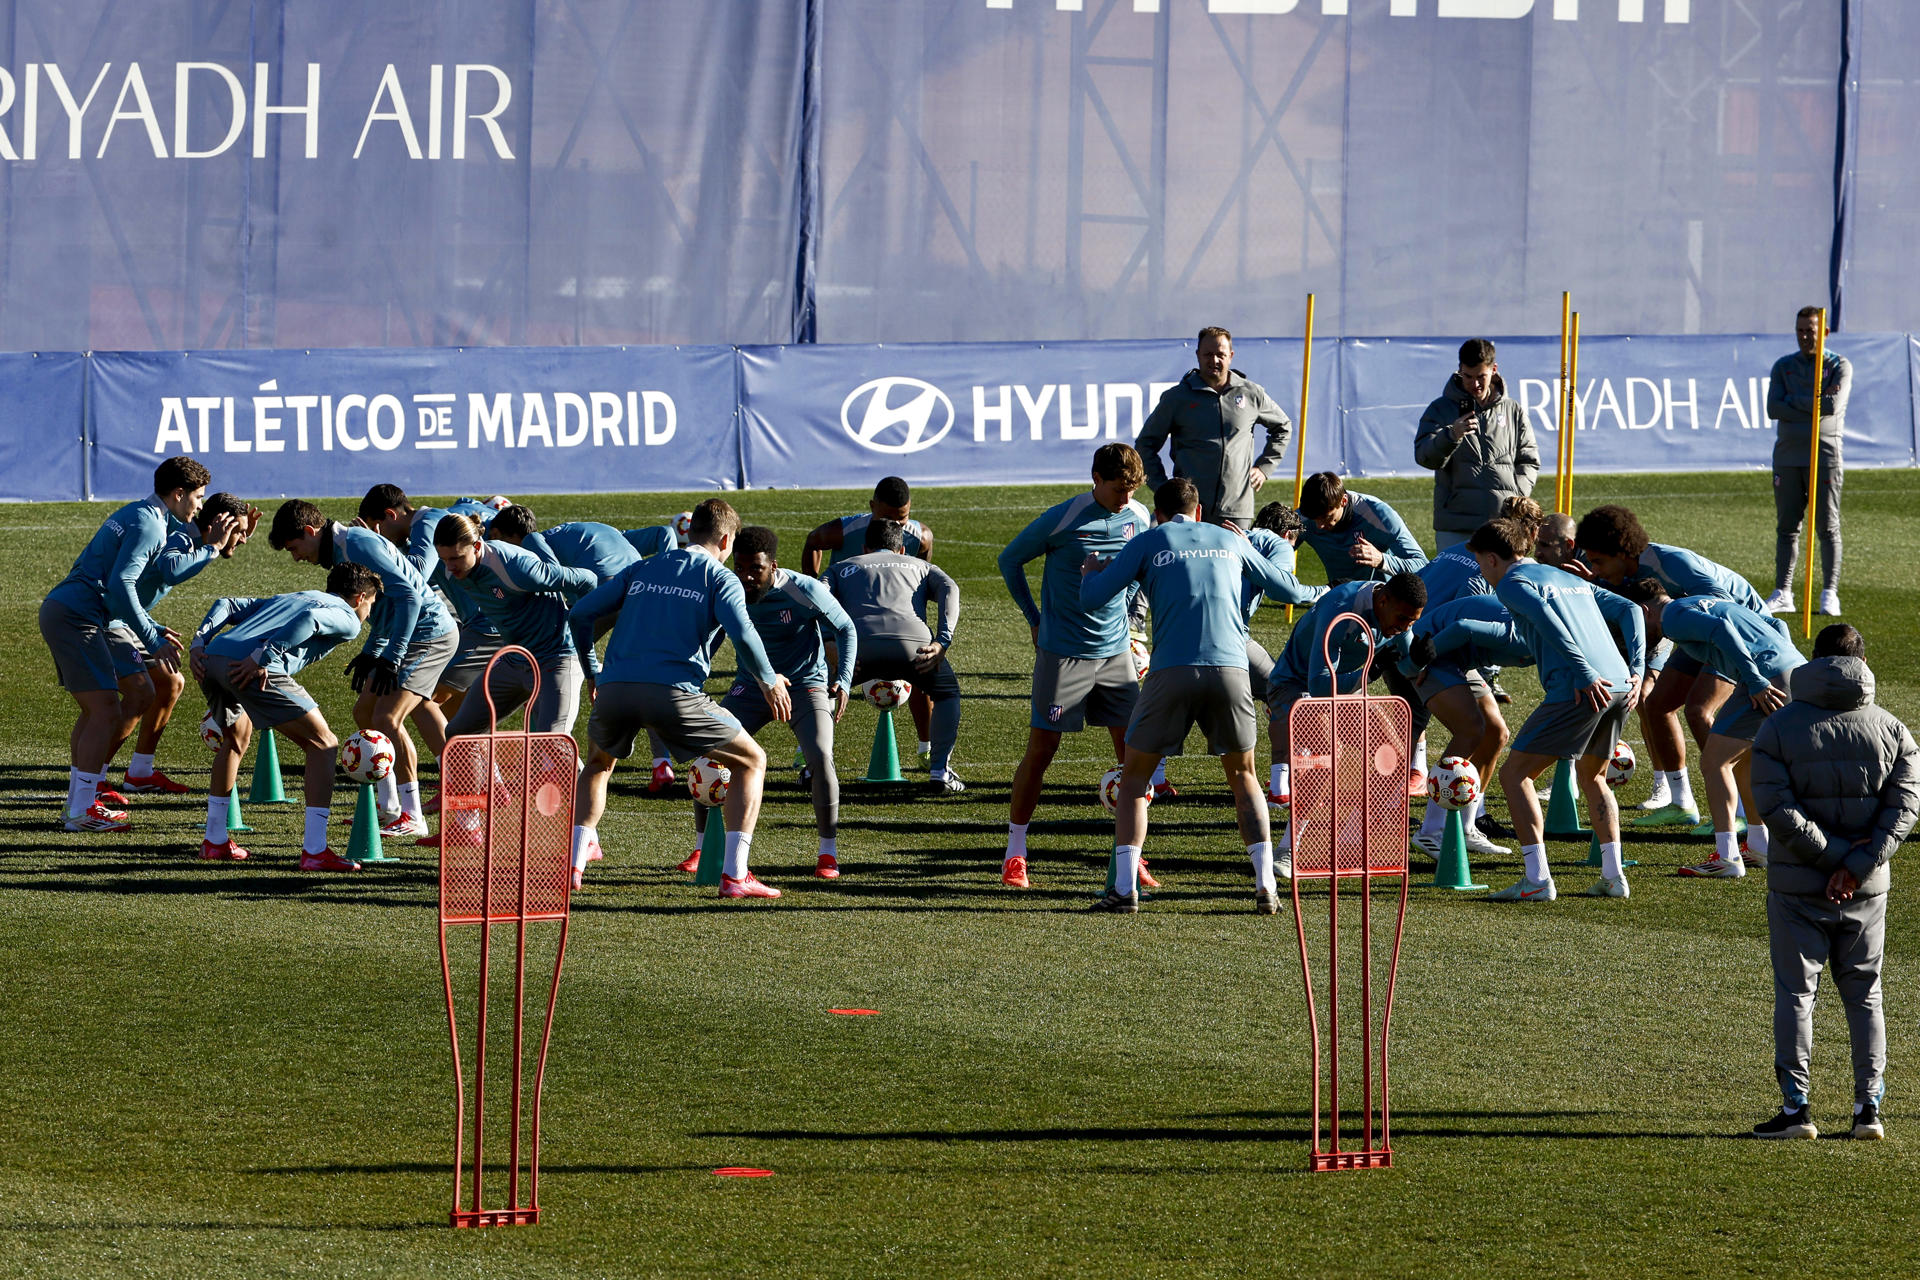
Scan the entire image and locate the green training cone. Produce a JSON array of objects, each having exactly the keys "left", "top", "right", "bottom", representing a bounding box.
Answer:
[
  {"left": 248, "top": 728, "right": 290, "bottom": 804},
  {"left": 1427, "top": 807, "right": 1487, "bottom": 892},
  {"left": 1583, "top": 830, "right": 1638, "bottom": 868},
  {"left": 792, "top": 743, "right": 807, "bottom": 770},
  {"left": 1544, "top": 758, "right": 1589, "bottom": 838},
  {"left": 225, "top": 785, "right": 253, "bottom": 834},
  {"left": 347, "top": 783, "right": 391, "bottom": 863},
  {"left": 862, "top": 708, "right": 904, "bottom": 783},
  {"left": 693, "top": 805, "right": 726, "bottom": 886}
]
